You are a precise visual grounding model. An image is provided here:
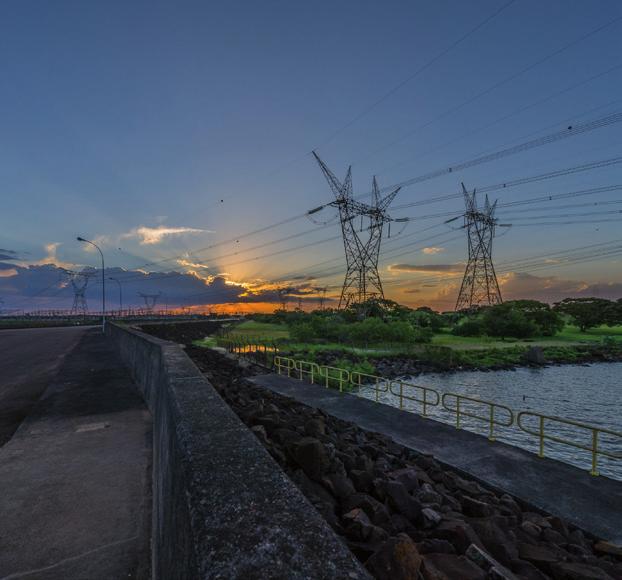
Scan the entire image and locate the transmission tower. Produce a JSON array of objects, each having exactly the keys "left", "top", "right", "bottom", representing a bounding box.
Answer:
[
  {"left": 312, "top": 152, "right": 400, "bottom": 309},
  {"left": 455, "top": 183, "right": 503, "bottom": 311},
  {"left": 277, "top": 288, "right": 288, "bottom": 311},
  {"left": 318, "top": 287, "right": 327, "bottom": 310},
  {"left": 139, "top": 292, "right": 161, "bottom": 314},
  {"left": 65, "top": 270, "right": 92, "bottom": 316}
]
